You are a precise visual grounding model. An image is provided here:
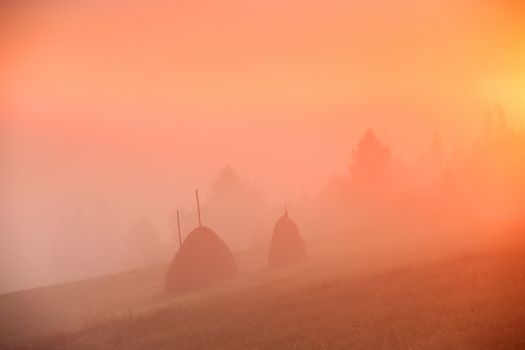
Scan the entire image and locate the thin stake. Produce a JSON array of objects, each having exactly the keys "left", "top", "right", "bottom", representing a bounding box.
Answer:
[
  {"left": 196, "top": 188, "right": 202, "bottom": 227},
  {"left": 176, "top": 209, "right": 182, "bottom": 248}
]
